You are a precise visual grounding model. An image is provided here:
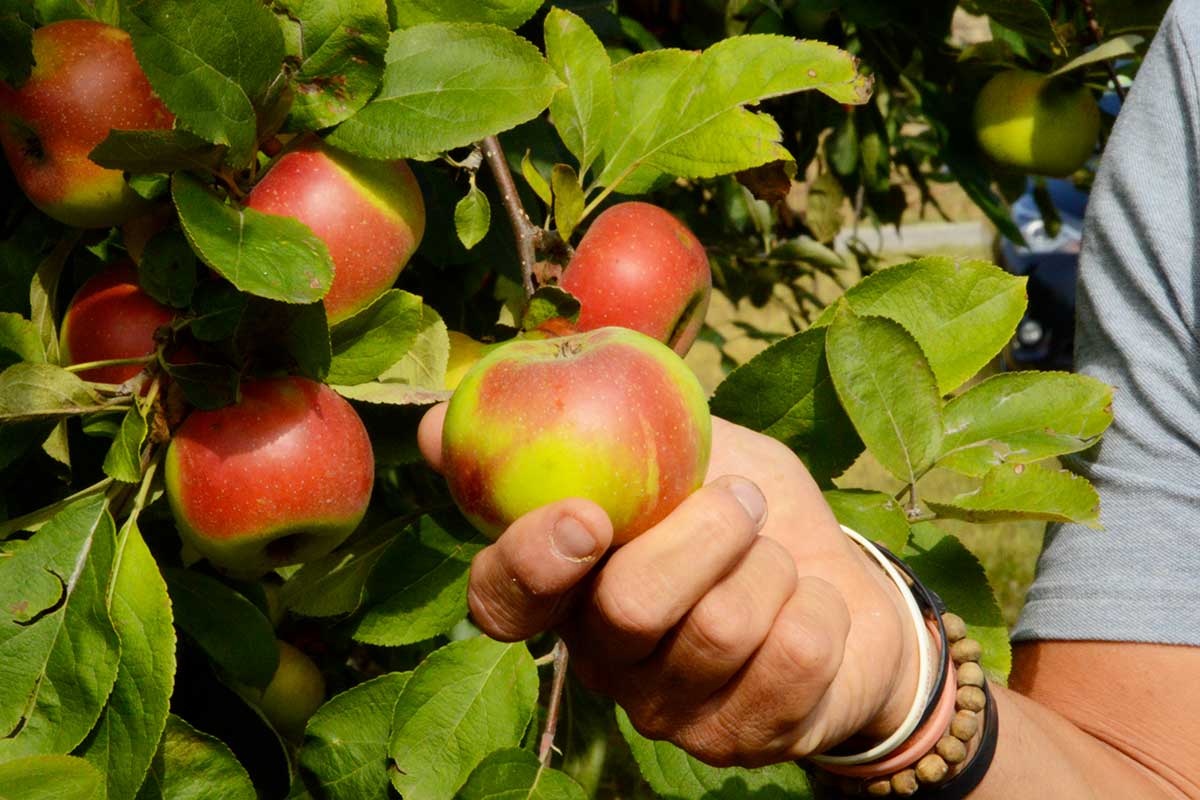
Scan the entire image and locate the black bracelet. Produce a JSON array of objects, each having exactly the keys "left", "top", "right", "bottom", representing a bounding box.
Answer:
[{"left": 917, "top": 679, "right": 998, "bottom": 799}]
